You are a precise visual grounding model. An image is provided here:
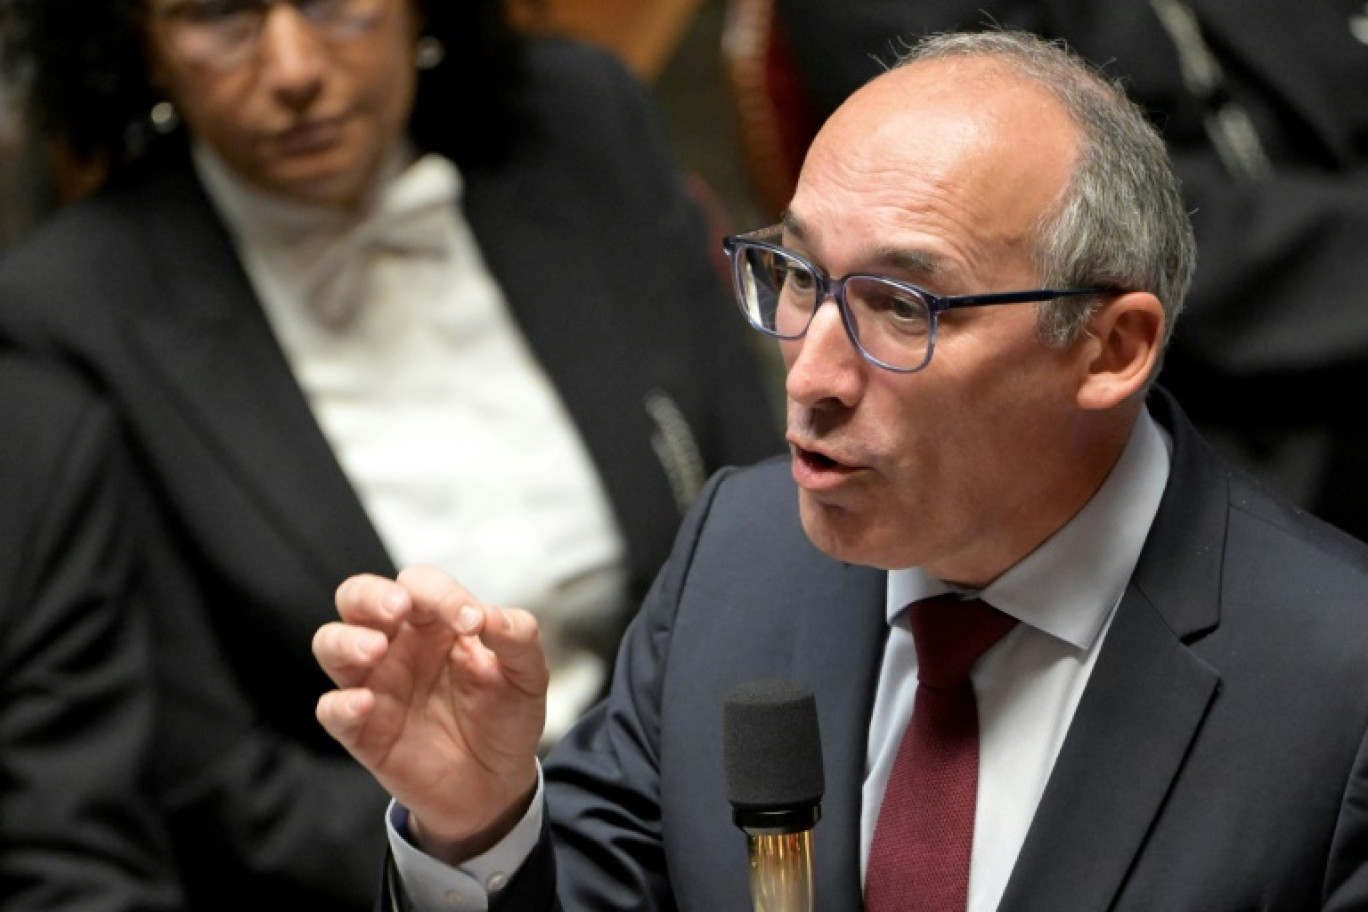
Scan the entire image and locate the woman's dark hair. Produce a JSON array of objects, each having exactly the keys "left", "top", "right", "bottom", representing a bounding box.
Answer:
[{"left": 1, "top": 0, "right": 528, "bottom": 173}]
